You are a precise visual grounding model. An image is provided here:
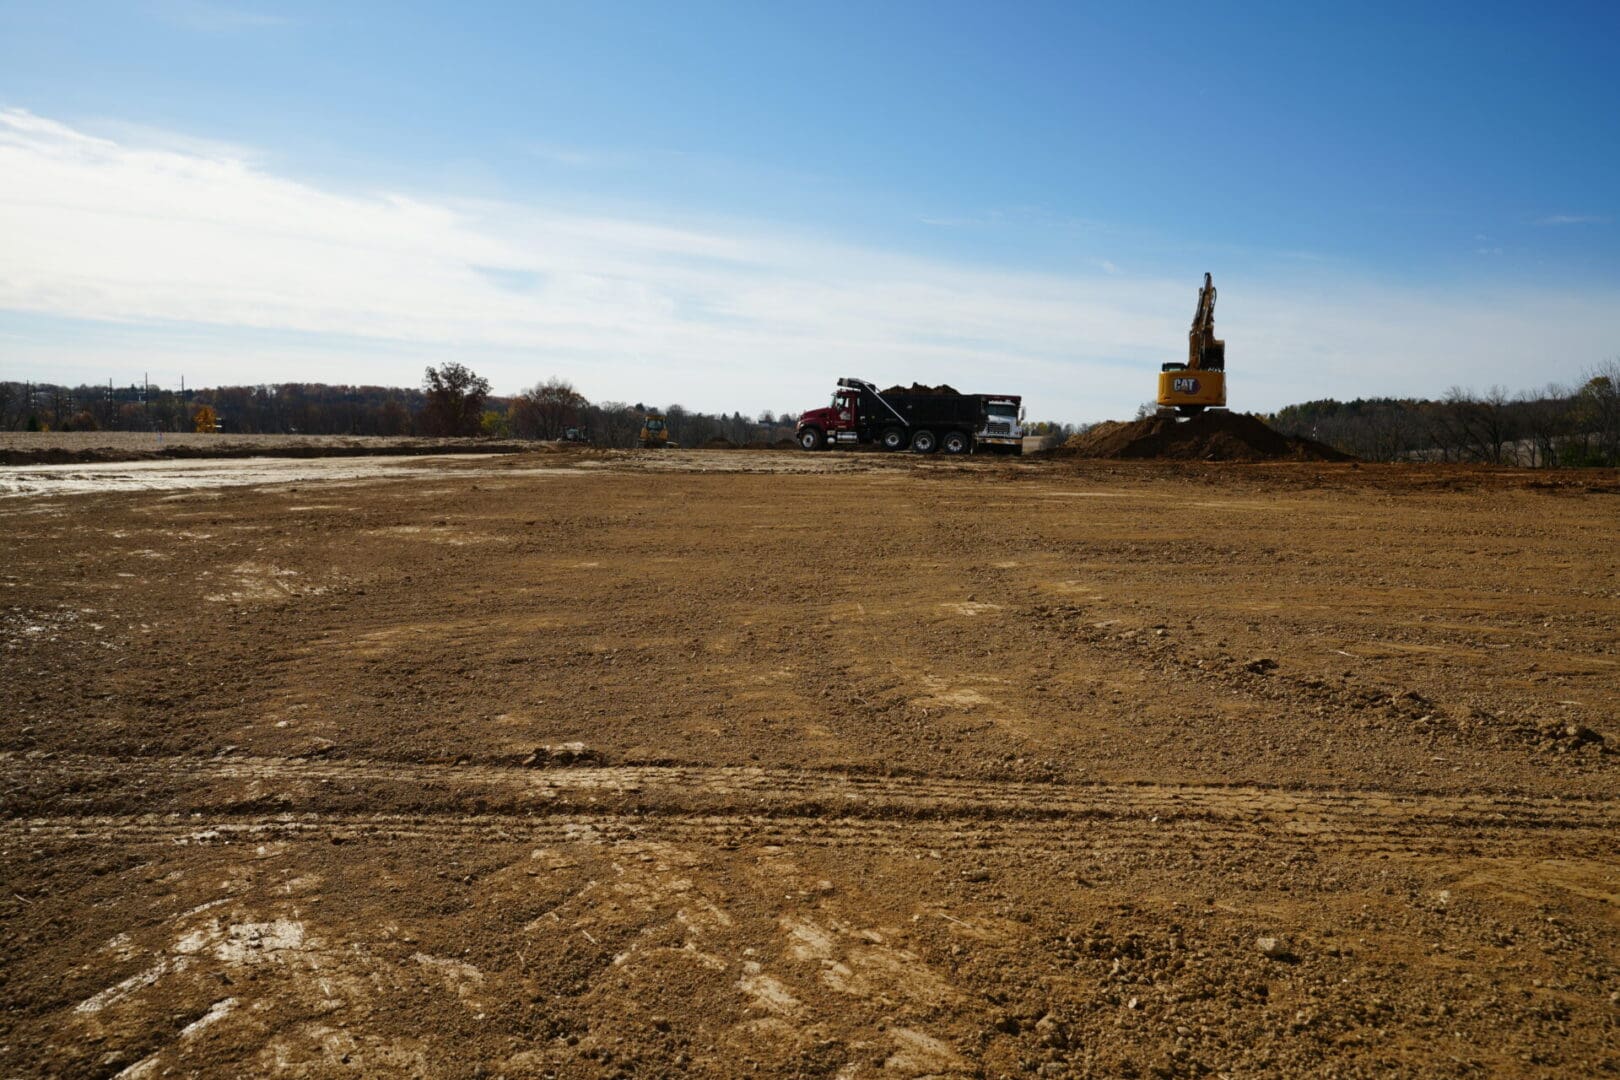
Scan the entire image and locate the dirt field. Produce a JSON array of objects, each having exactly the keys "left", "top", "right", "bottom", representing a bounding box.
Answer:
[{"left": 2, "top": 447, "right": 1617, "bottom": 1078}]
